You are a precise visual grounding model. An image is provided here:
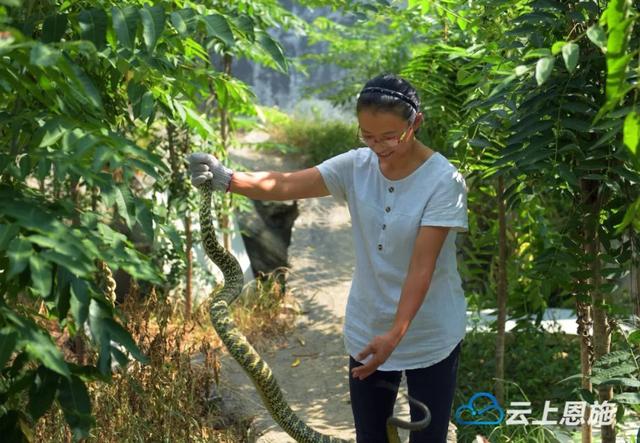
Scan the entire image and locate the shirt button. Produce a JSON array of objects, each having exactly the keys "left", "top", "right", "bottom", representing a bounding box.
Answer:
[
  {"left": 385, "top": 206, "right": 391, "bottom": 213},
  {"left": 382, "top": 224, "right": 387, "bottom": 230},
  {"left": 377, "top": 244, "right": 383, "bottom": 251},
  {"left": 388, "top": 186, "right": 394, "bottom": 193}
]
